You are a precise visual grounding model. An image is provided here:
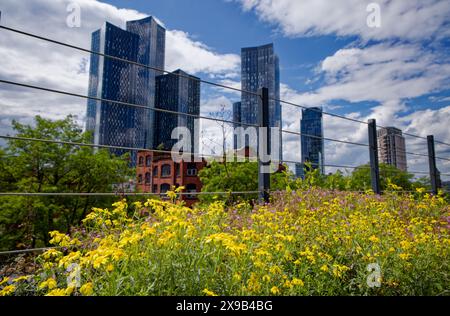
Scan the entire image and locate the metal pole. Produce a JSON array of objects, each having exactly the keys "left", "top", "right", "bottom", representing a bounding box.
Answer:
[
  {"left": 258, "top": 87, "right": 270, "bottom": 203},
  {"left": 427, "top": 135, "right": 439, "bottom": 195},
  {"left": 368, "top": 119, "right": 381, "bottom": 194}
]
